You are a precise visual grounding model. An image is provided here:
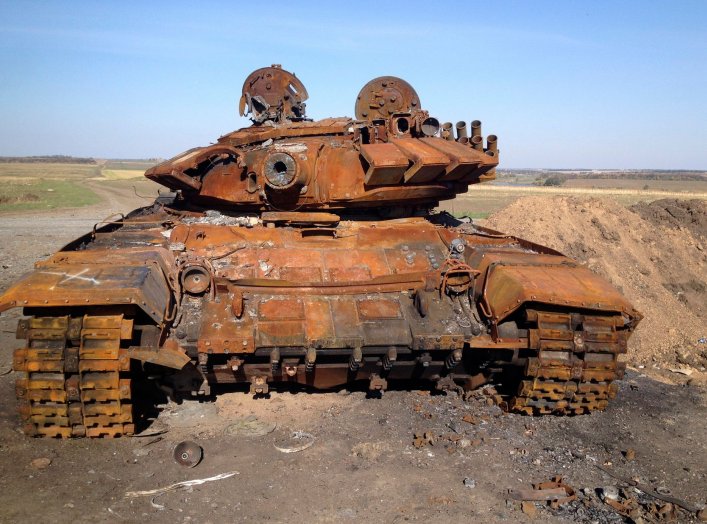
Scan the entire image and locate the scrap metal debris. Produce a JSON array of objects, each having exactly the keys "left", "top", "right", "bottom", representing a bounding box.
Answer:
[
  {"left": 602, "top": 490, "right": 681, "bottom": 522},
  {"left": 507, "top": 475, "right": 691, "bottom": 522},
  {"left": 596, "top": 464, "right": 700, "bottom": 514},
  {"left": 182, "top": 211, "right": 260, "bottom": 227},
  {"left": 125, "top": 471, "right": 238, "bottom": 498},
  {"left": 142, "top": 436, "right": 163, "bottom": 447},
  {"left": 508, "top": 476, "right": 577, "bottom": 509}
]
